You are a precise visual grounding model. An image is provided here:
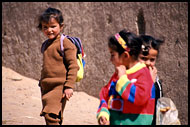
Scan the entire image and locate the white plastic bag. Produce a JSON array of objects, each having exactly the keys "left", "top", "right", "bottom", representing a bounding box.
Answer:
[{"left": 156, "top": 97, "right": 181, "bottom": 125}]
